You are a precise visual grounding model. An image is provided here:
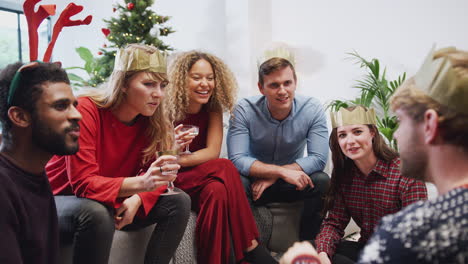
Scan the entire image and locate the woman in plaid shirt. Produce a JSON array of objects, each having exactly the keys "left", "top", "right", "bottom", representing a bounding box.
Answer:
[{"left": 314, "top": 106, "right": 427, "bottom": 264}]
